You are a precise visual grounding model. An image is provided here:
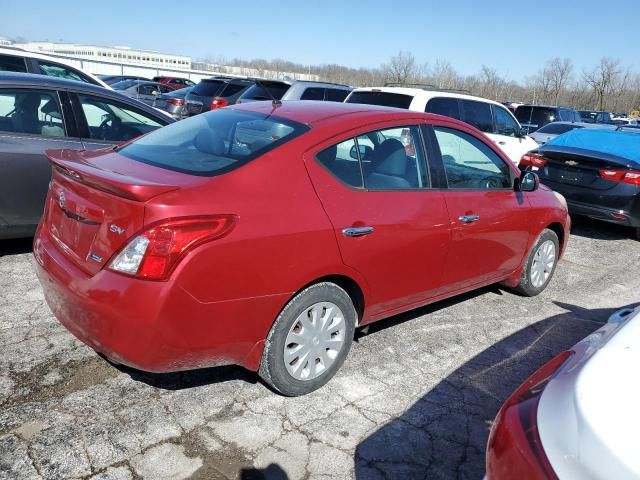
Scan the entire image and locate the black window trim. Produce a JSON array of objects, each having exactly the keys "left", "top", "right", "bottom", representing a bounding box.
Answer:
[
  {"left": 0, "top": 86, "right": 74, "bottom": 140},
  {"left": 431, "top": 125, "right": 516, "bottom": 191},
  {"left": 312, "top": 123, "right": 434, "bottom": 192}
]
